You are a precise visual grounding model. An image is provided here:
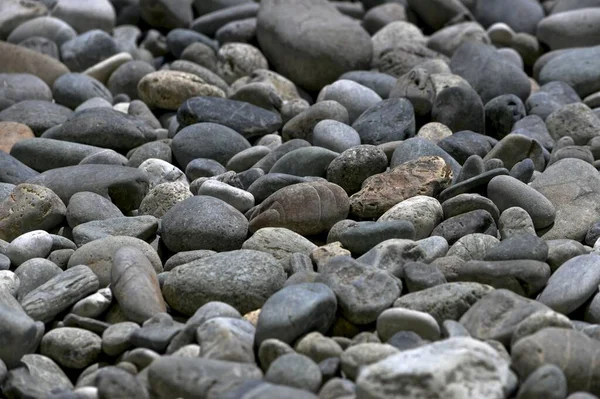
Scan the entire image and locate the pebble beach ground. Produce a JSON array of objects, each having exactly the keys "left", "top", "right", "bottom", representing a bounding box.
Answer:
[{"left": 1, "top": 0, "right": 600, "bottom": 398}]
